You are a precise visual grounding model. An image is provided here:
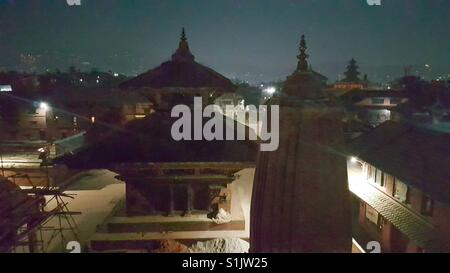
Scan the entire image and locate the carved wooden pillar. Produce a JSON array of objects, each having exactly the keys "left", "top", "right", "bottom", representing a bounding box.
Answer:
[
  {"left": 168, "top": 184, "right": 175, "bottom": 216},
  {"left": 186, "top": 184, "right": 194, "bottom": 215}
]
